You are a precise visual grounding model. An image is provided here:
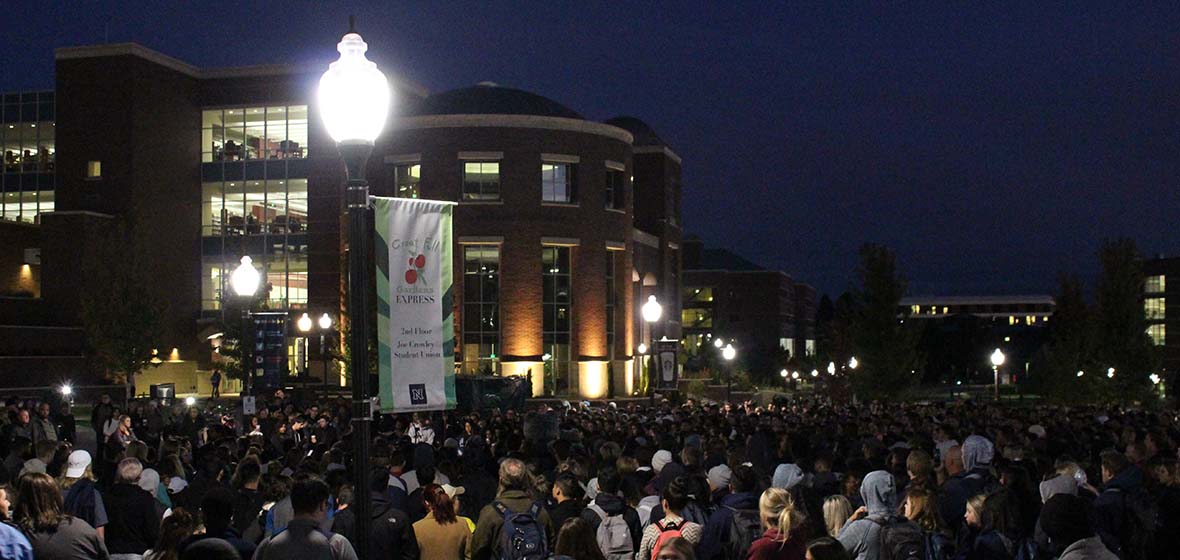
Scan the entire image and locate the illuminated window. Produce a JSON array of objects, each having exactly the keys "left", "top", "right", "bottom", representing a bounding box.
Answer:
[
  {"left": 684, "top": 287, "right": 714, "bottom": 304},
  {"left": 201, "top": 105, "right": 309, "bottom": 162},
  {"left": 1145, "top": 297, "right": 1166, "bottom": 320},
  {"left": 541, "top": 162, "right": 575, "bottom": 203},
  {"left": 1147, "top": 324, "right": 1165, "bottom": 346},
  {"left": 942, "top": 306, "right": 949, "bottom": 314},
  {"left": 606, "top": 251, "right": 616, "bottom": 359},
  {"left": 542, "top": 247, "right": 572, "bottom": 395},
  {"left": 462, "top": 246, "right": 500, "bottom": 375},
  {"left": 86, "top": 161, "right": 101, "bottom": 178},
  {"left": 910, "top": 305, "right": 920, "bottom": 314},
  {"left": 681, "top": 308, "right": 713, "bottom": 328},
  {"left": 805, "top": 339, "right": 816, "bottom": 356},
  {"left": 395, "top": 164, "right": 420, "bottom": 199},
  {"left": 1146, "top": 275, "right": 1166, "bottom": 294},
  {"left": 462, "top": 161, "right": 500, "bottom": 201}
]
